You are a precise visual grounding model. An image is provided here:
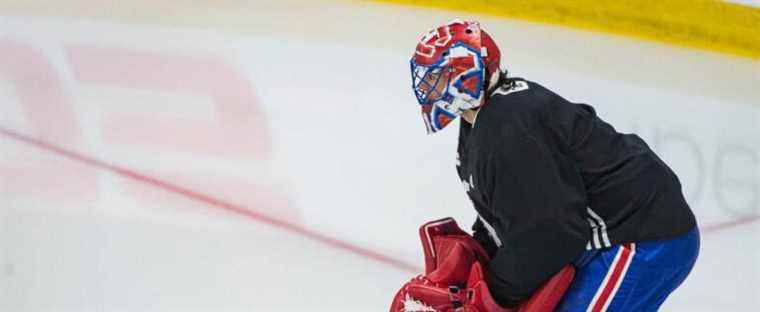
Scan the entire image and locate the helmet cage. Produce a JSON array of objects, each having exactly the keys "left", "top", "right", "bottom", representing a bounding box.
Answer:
[
  {"left": 411, "top": 59, "right": 452, "bottom": 107},
  {"left": 411, "top": 42, "right": 486, "bottom": 133}
]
